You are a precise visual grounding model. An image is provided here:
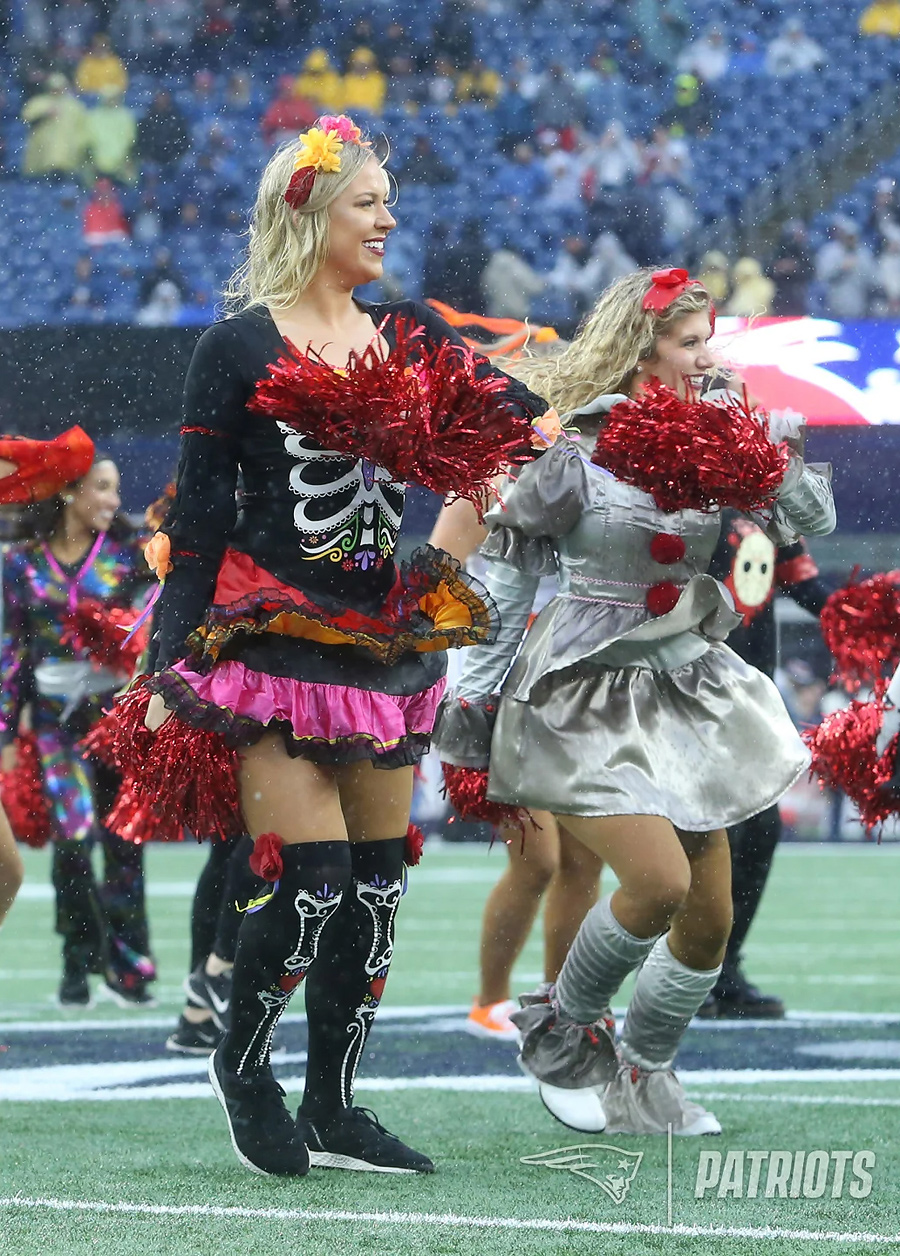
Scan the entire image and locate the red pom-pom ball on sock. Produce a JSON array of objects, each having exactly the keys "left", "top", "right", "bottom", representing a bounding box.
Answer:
[{"left": 249, "top": 832, "right": 285, "bottom": 882}]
